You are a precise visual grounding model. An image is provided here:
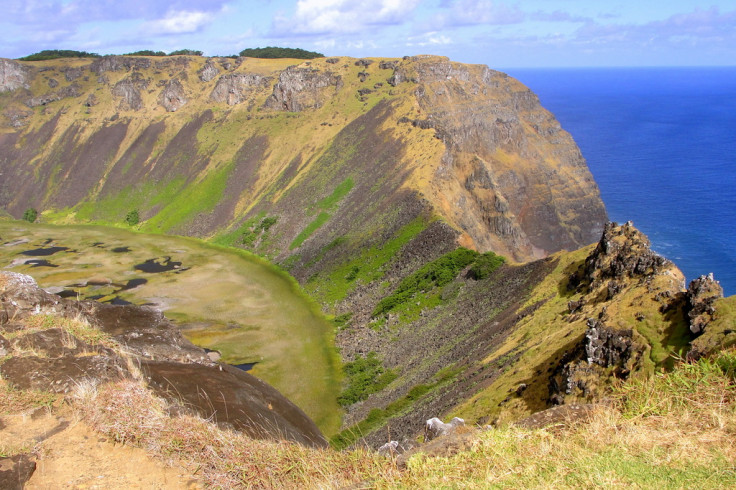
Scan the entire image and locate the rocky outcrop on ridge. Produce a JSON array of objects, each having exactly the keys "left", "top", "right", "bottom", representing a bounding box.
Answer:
[
  {"left": 158, "top": 78, "right": 187, "bottom": 112},
  {"left": 686, "top": 273, "right": 723, "bottom": 335},
  {"left": 0, "top": 59, "right": 29, "bottom": 92},
  {"left": 0, "top": 272, "right": 326, "bottom": 448},
  {"left": 264, "top": 65, "right": 342, "bottom": 111},
  {"left": 210, "top": 73, "right": 272, "bottom": 105}
]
